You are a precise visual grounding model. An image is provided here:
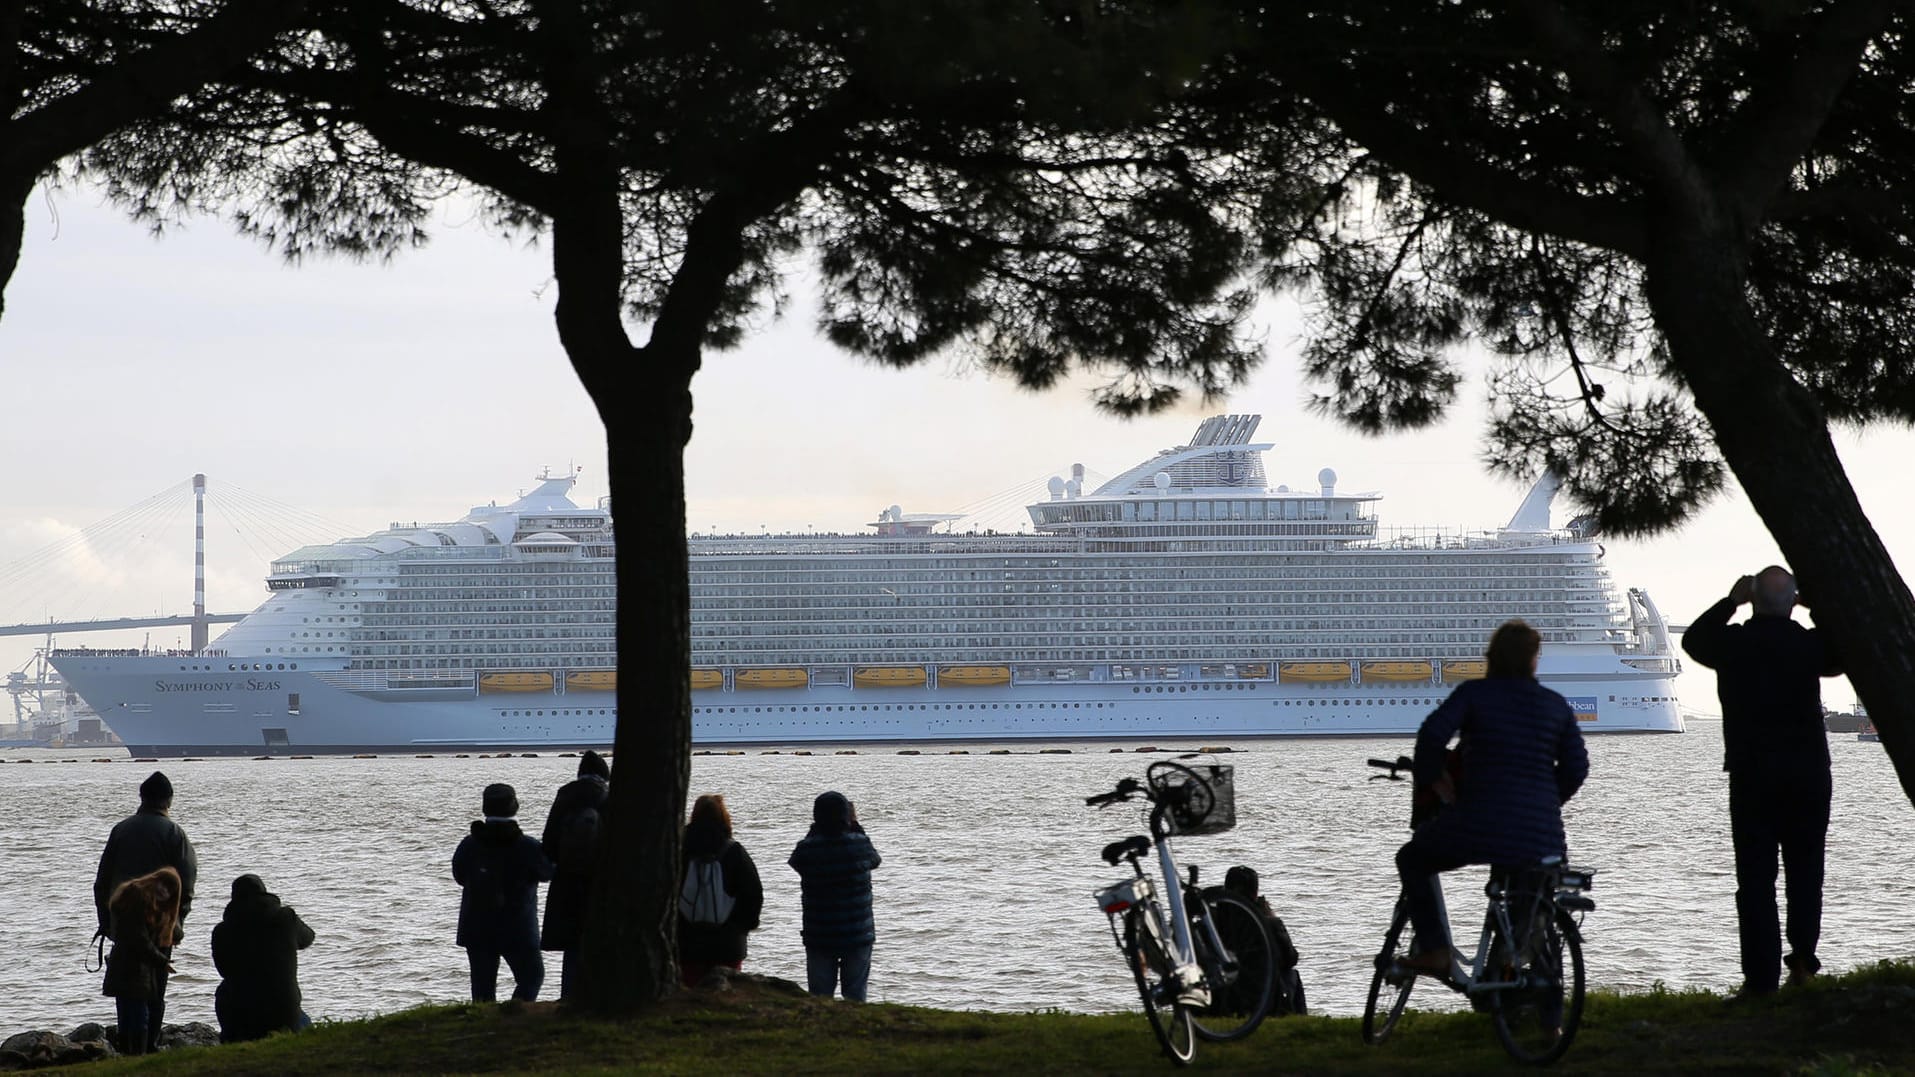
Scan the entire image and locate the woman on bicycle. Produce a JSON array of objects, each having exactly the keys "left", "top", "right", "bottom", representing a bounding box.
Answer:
[{"left": 1396, "top": 620, "right": 1590, "bottom": 976}]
